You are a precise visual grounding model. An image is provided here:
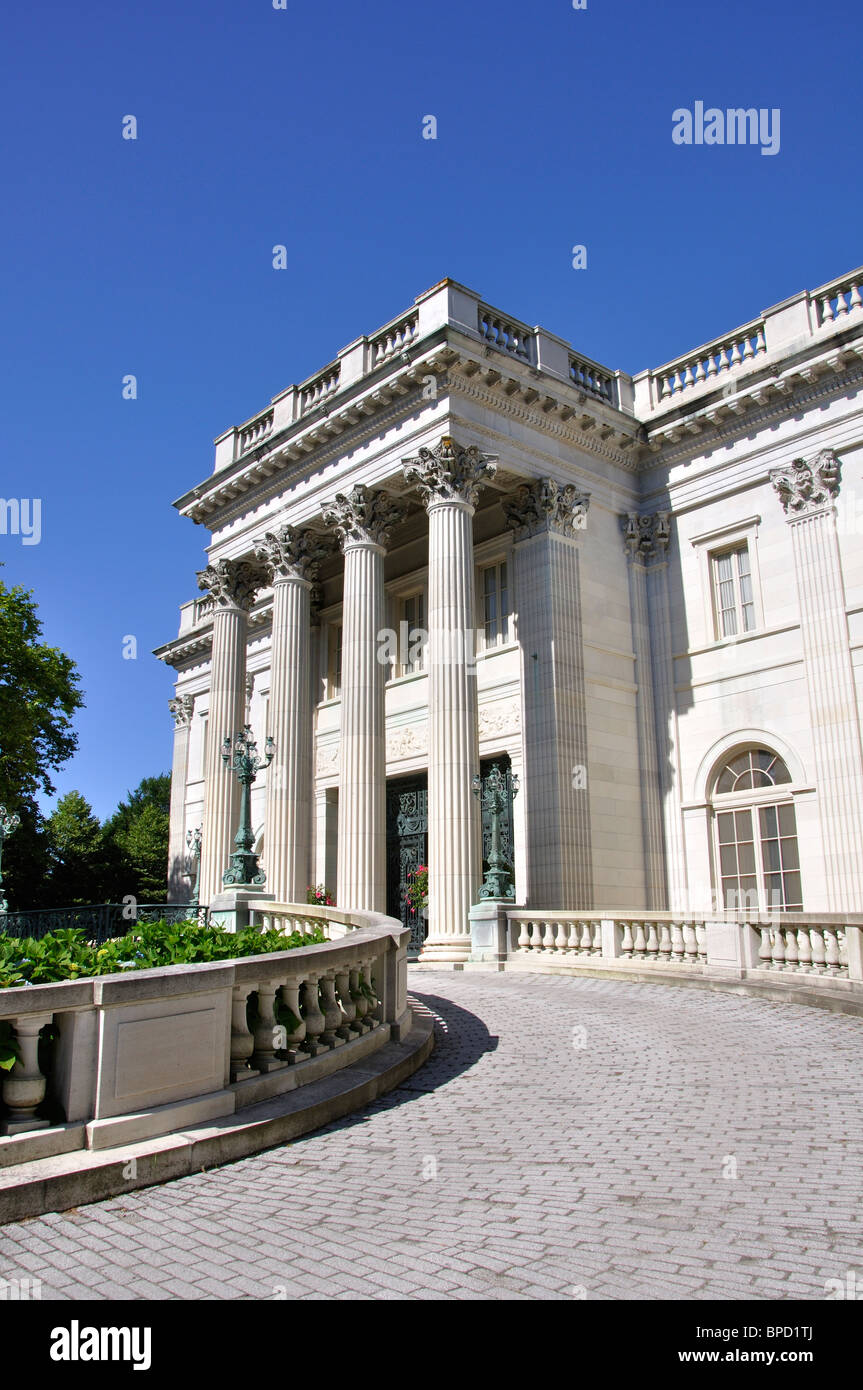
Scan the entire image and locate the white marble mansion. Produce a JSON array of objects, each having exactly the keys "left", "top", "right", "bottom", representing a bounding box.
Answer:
[{"left": 156, "top": 266, "right": 863, "bottom": 960}]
